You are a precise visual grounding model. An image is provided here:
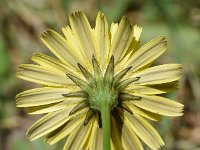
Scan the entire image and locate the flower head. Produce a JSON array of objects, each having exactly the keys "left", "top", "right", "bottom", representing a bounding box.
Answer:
[{"left": 16, "top": 11, "right": 183, "bottom": 150}]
